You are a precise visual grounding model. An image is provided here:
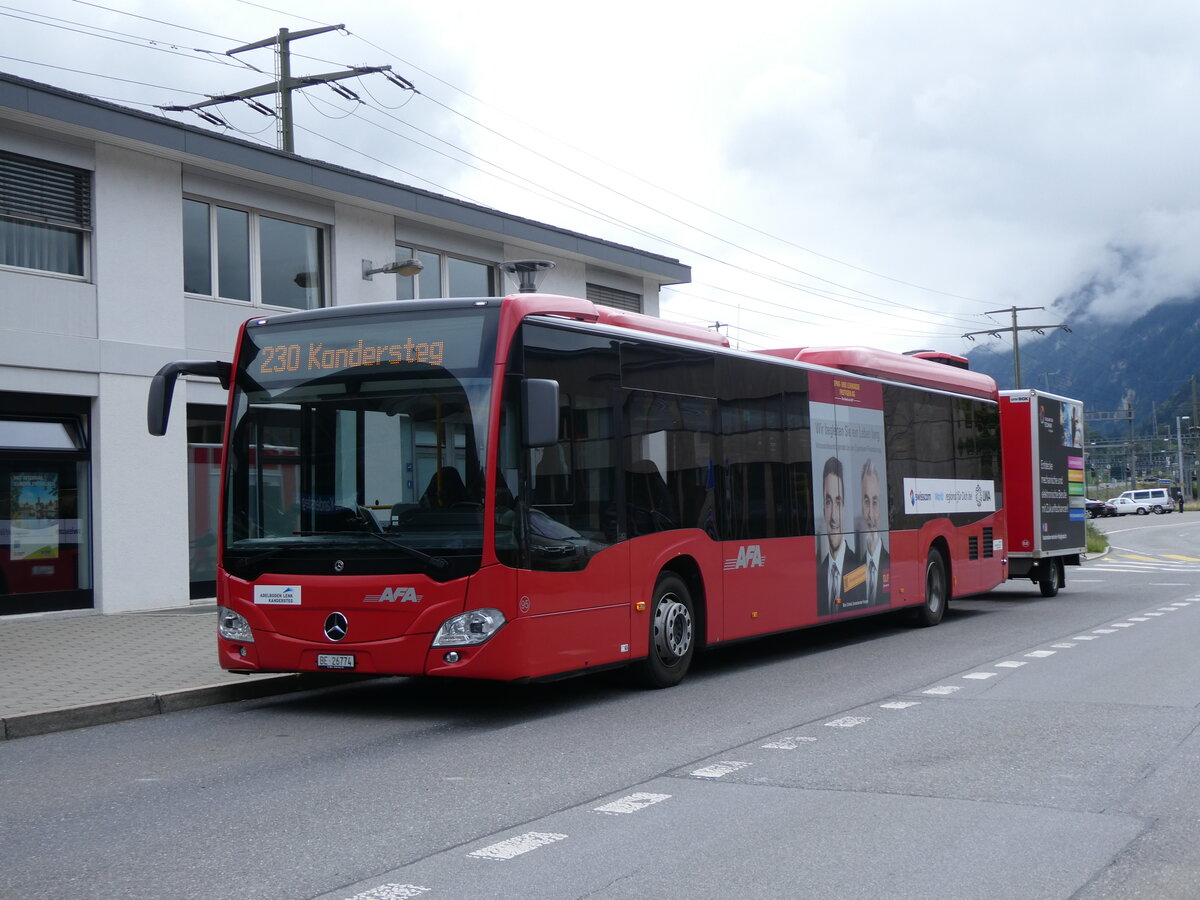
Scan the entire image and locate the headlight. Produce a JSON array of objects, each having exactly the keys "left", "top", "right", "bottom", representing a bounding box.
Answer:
[
  {"left": 217, "top": 605, "right": 255, "bottom": 643},
  {"left": 432, "top": 608, "right": 506, "bottom": 647}
]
